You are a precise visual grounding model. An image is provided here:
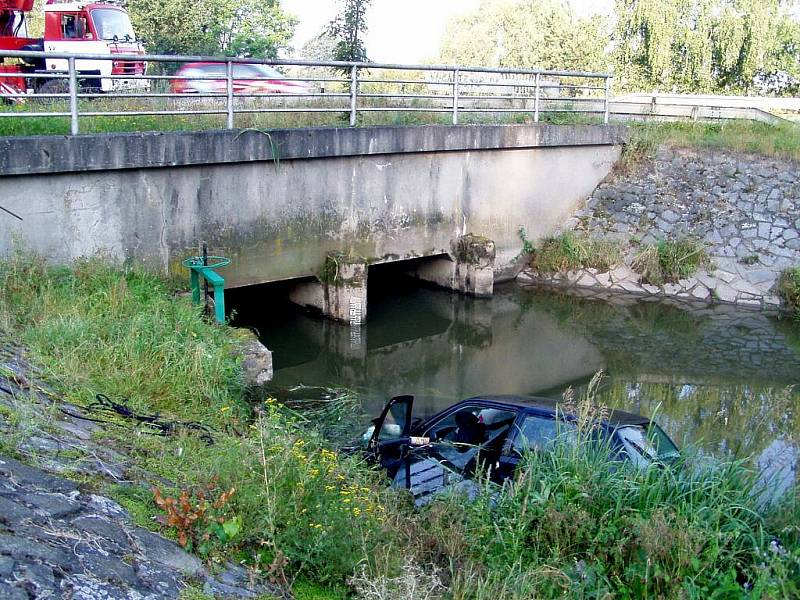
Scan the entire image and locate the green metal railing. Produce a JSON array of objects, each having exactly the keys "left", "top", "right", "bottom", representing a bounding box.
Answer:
[{"left": 183, "top": 254, "right": 230, "bottom": 324}]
